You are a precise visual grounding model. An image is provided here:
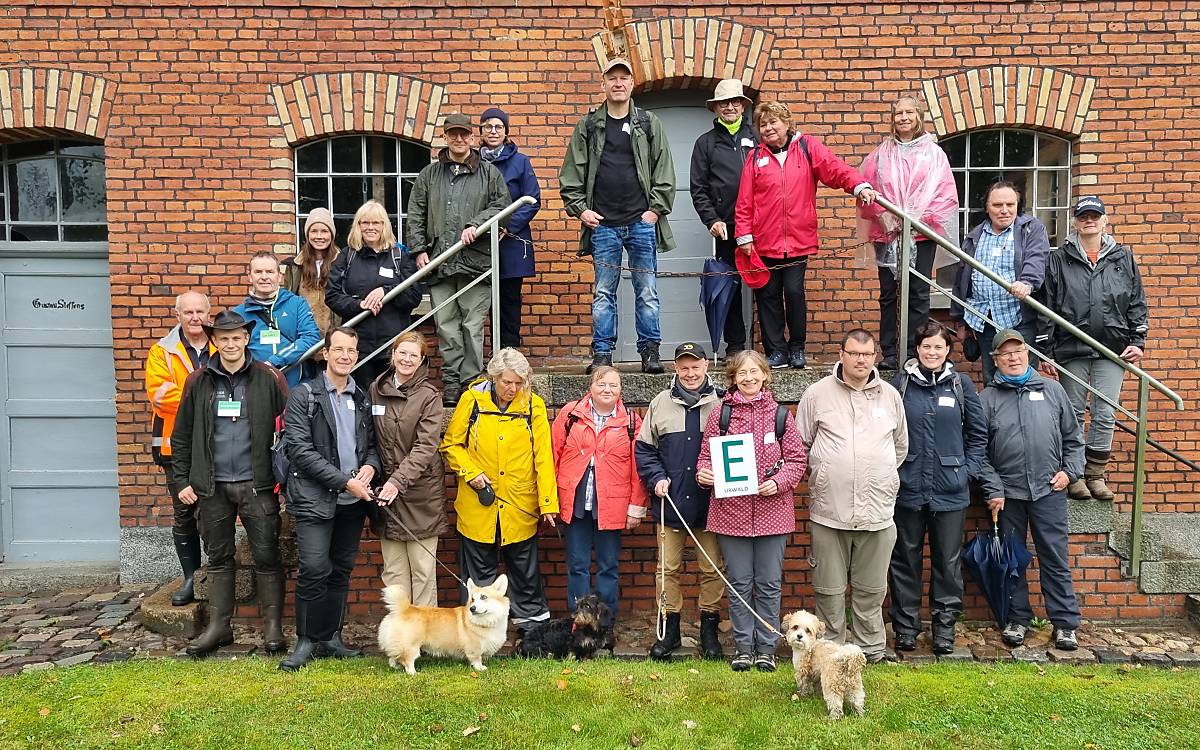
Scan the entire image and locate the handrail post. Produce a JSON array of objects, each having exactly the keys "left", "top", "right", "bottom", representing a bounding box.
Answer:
[
  {"left": 1131, "top": 375, "right": 1151, "bottom": 577},
  {"left": 490, "top": 223, "right": 501, "bottom": 356},
  {"left": 897, "top": 215, "right": 912, "bottom": 367}
]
